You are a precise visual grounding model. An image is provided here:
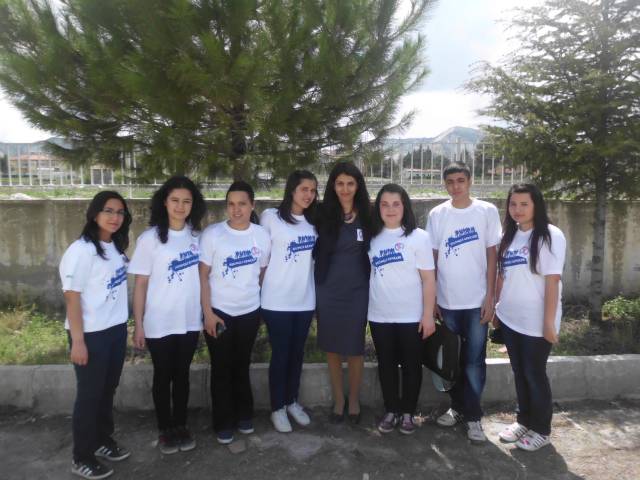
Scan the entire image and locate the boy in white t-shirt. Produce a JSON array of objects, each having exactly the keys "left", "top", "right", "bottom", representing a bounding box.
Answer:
[{"left": 425, "top": 162, "right": 502, "bottom": 444}]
